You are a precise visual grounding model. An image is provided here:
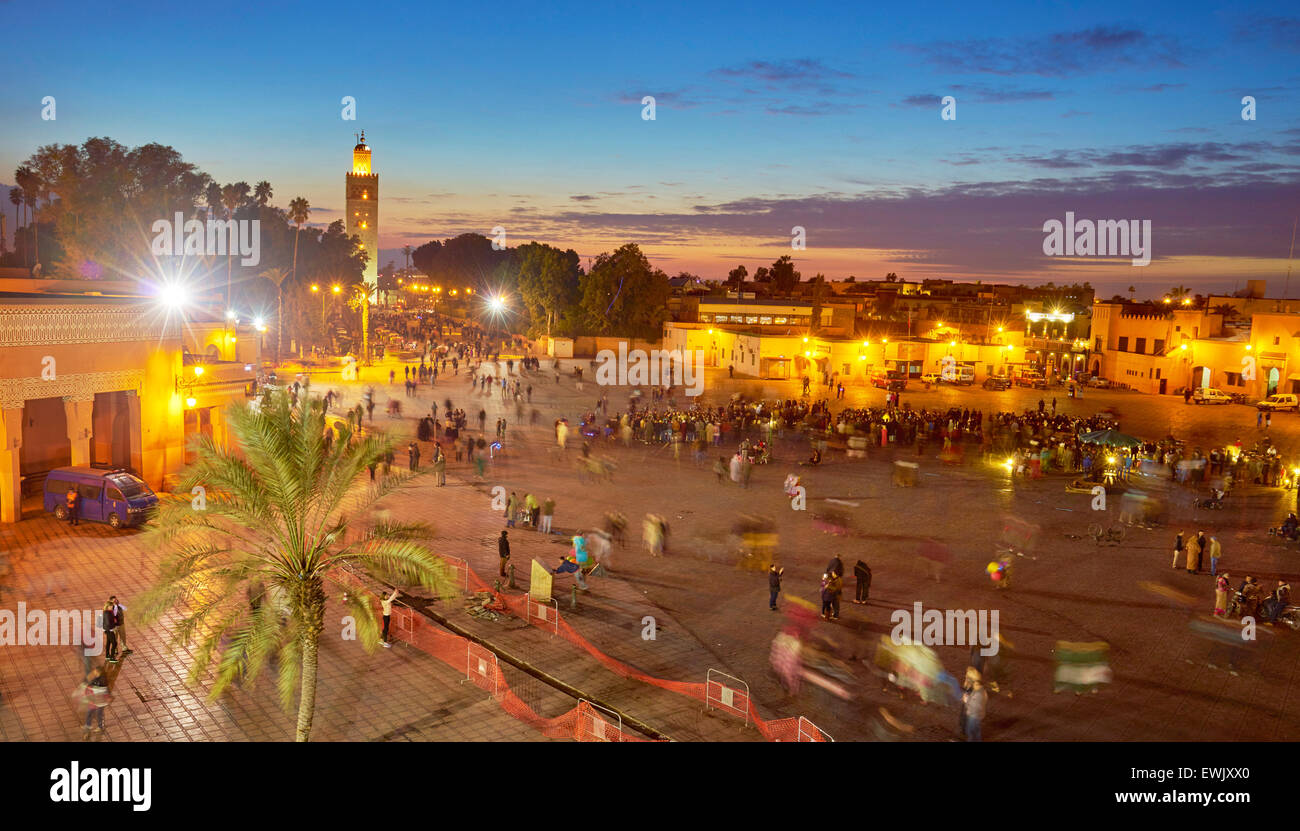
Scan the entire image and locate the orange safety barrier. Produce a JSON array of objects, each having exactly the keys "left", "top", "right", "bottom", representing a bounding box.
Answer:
[
  {"left": 340, "top": 557, "right": 833, "bottom": 743},
  {"left": 465, "top": 642, "right": 499, "bottom": 698}
]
